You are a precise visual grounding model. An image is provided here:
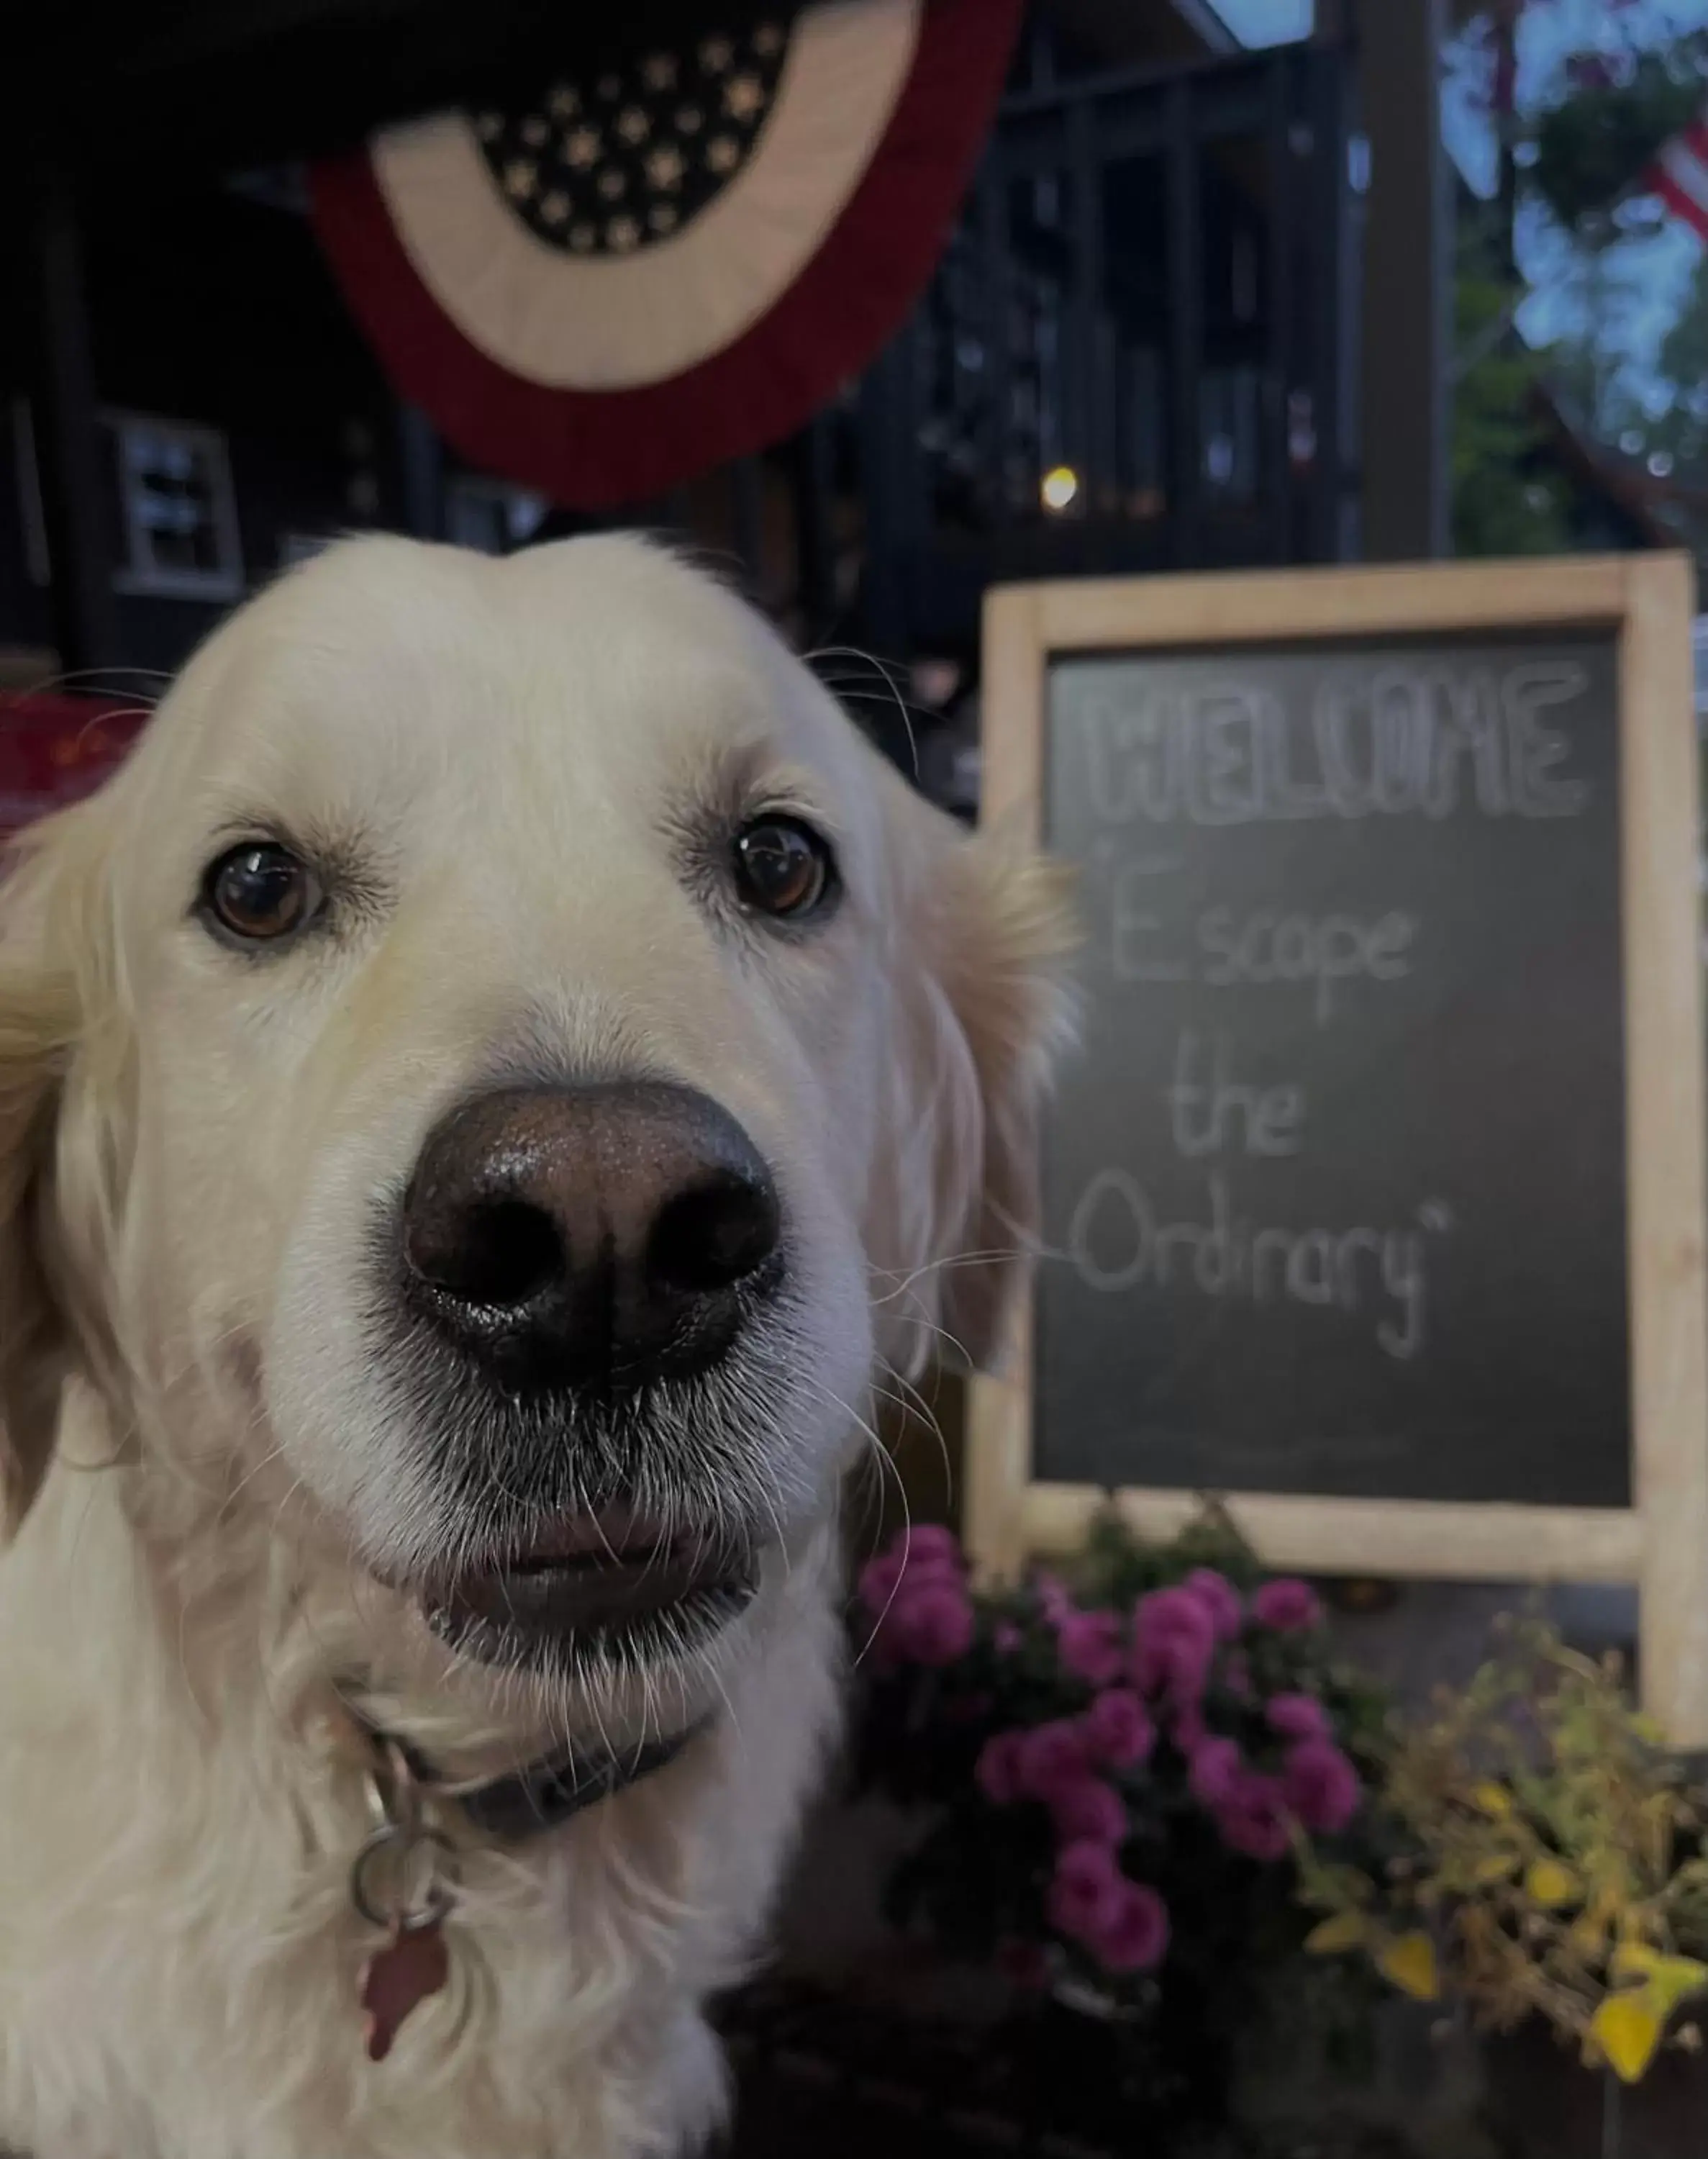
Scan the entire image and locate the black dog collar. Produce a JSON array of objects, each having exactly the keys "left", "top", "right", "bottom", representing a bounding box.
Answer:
[
  {"left": 450, "top": 1720, "right": 710, "bottom": 1841},
  {"left": 342, "top": 1692, "right": 712, "bottom": 1845}
]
